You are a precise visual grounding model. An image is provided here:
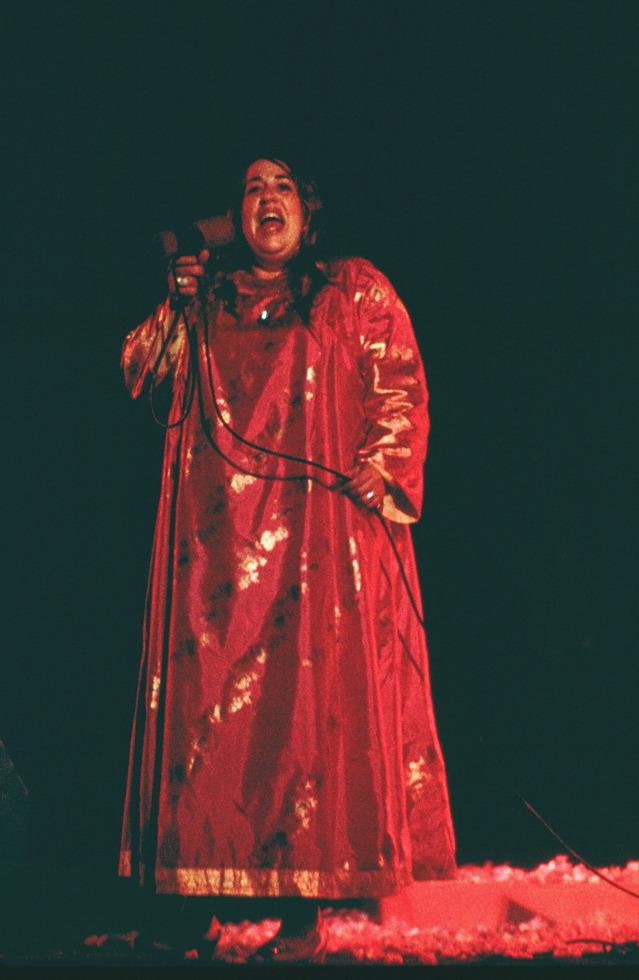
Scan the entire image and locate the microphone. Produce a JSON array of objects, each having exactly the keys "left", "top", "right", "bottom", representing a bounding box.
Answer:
[{"left": 157, "top": 213, "right": 235, "bottom": 258}]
